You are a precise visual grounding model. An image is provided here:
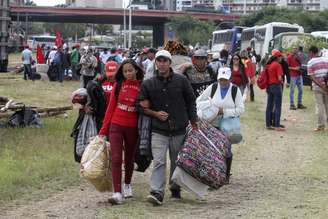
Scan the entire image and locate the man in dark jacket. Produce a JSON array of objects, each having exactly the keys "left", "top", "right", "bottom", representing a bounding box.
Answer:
[{"left": 138, "top": 50, "right": 198, "bottom": 206}]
